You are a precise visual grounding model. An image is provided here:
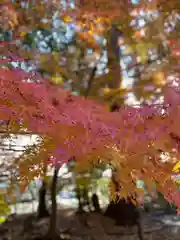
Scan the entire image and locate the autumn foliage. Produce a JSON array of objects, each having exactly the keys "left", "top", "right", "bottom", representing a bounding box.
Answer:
[
  {"left": 0, "top": 65, "right": 179, "bottom": 211},
  {"left": 0, "top": 0, "right": 180, "bottom": 214}
]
